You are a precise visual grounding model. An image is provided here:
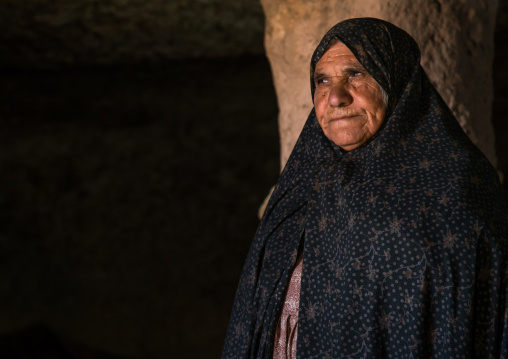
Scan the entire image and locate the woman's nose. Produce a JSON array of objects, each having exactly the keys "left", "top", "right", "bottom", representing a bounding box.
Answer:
[{"left": 328, "top": 82, "right": 353, "bottom": 108}]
